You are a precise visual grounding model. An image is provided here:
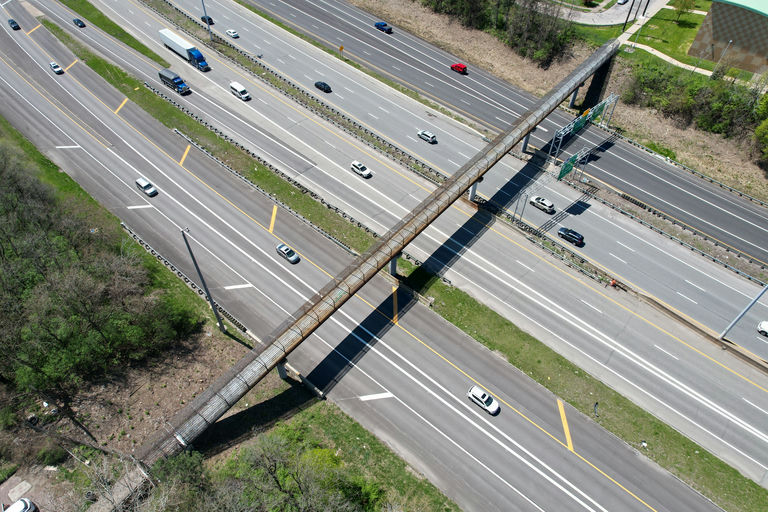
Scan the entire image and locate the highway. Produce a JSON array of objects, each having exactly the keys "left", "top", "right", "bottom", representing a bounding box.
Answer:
[
  {"left": 237, "top": 0, "right": 768, "bottom": 269},
  {"left": 2, "top": 0, "right": 766, "bottom": 508},
  {"left": 0, "top": 8, "right": 728, "bottom": 510},
  {"left": 24, "top": 0, "right": 768, "bottom": 491},
  {"left": 134, "top": 0, "right": 768, "bottom": 364}
]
